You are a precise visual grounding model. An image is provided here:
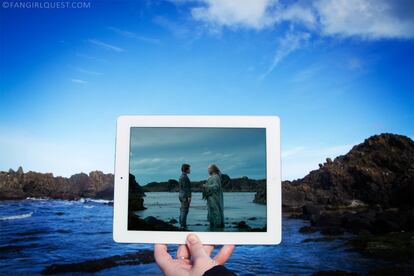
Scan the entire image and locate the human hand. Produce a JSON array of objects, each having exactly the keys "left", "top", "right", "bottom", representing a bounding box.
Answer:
[{"left": 154, "top": 234, "right": 235, "bottom": 276}]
